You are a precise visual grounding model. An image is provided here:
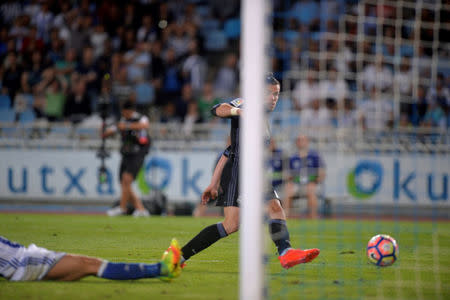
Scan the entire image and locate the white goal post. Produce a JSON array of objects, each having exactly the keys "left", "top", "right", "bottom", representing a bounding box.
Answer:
[{"left": 240, "top": 0, "right": 268, "bottom": 299}]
